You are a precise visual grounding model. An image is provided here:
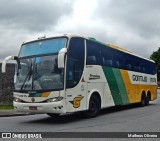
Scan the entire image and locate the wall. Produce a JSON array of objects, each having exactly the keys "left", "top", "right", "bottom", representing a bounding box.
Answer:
[{"left": 0, "top": 64, "right": 15, "bottom": 104}]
